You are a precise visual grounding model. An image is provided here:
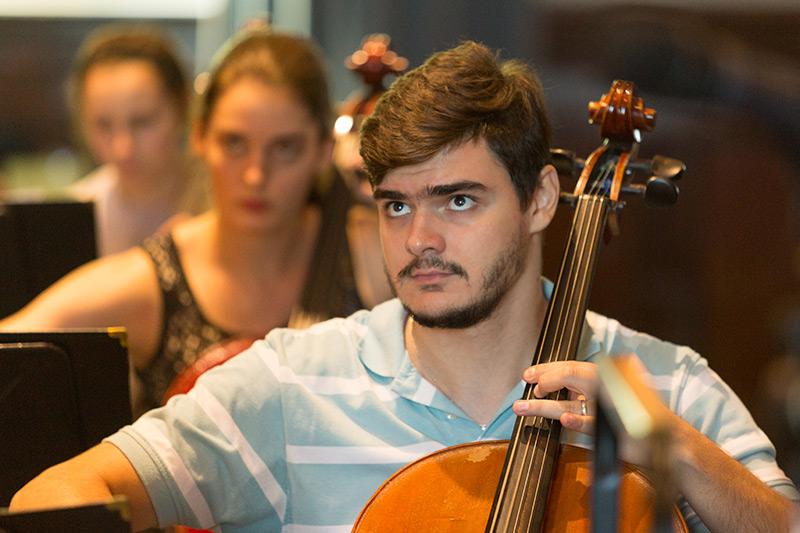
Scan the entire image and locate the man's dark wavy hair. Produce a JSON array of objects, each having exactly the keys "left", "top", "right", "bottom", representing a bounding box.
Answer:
[{"left": 360, "top": 40, "right": 551, "bottom": 208}]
